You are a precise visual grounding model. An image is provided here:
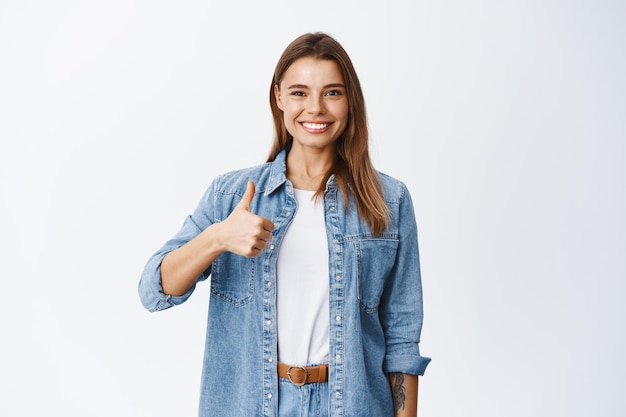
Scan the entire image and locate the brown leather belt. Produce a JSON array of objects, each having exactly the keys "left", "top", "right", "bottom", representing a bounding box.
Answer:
[{"left": 277, "top": 362, "right": 329, "bottom": 386}]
